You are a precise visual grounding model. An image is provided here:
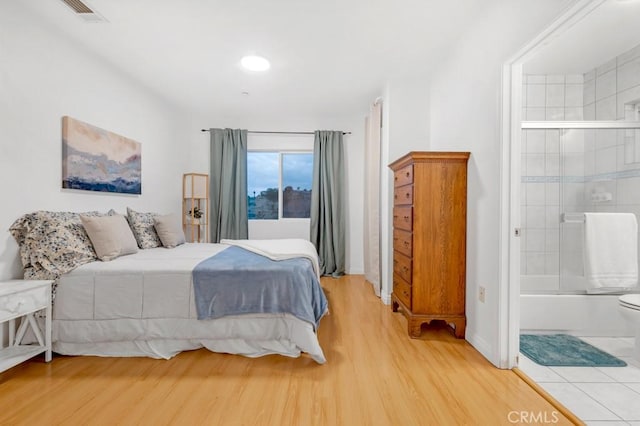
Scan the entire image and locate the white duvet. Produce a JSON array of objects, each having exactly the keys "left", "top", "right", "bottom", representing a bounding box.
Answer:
[{"left": 53, "top": 241, "right": 326, "bottom": 363}]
